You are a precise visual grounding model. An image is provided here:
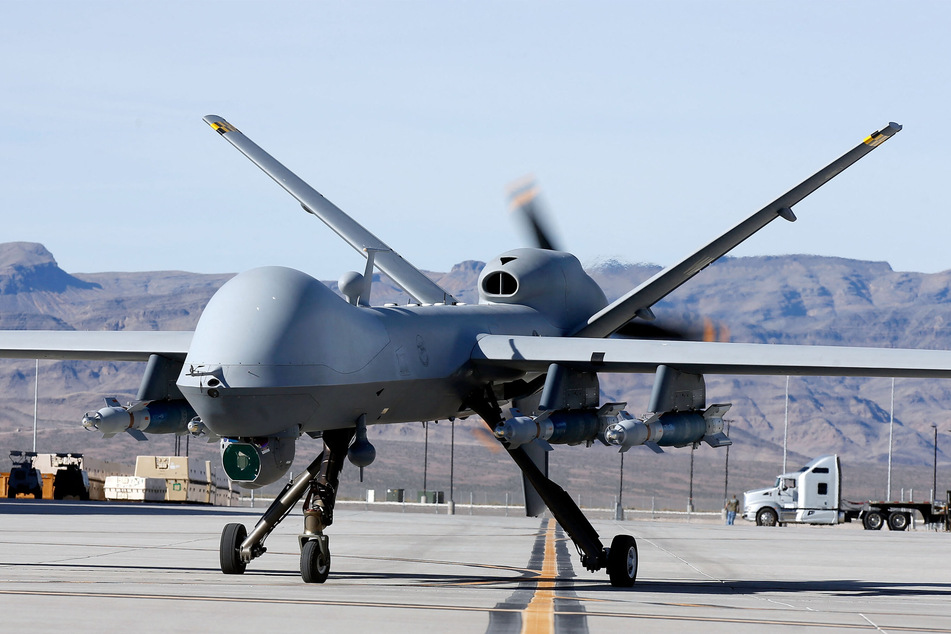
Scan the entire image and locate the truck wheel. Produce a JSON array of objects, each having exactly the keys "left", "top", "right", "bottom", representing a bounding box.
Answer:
[
  {"left": 887, "top": 511, "right": 909, "bottom": 531},
  {"left": 863, "top": 511, "right": 884, "bottom": 530},
  {"left": 756, "top": 507, "right": 778, "bottom": 527}
]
